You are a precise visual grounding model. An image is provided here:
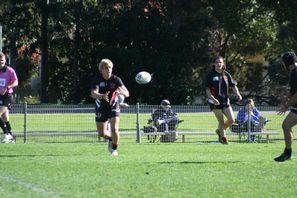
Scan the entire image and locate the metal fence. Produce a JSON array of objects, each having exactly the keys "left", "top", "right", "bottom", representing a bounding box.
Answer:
[{"left": 7, "top": 103, "right": 284, "bottom": 143}]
